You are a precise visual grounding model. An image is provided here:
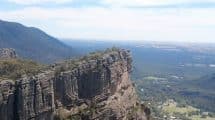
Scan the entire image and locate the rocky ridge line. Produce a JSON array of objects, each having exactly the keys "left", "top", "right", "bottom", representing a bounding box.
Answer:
[{"left": 0, "top": 48, "right": 149, "bottom": 120}]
